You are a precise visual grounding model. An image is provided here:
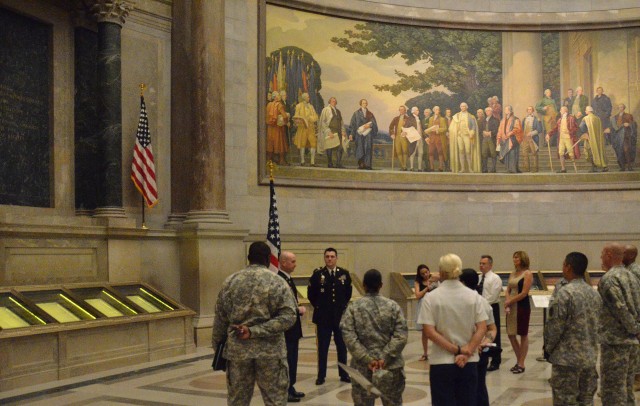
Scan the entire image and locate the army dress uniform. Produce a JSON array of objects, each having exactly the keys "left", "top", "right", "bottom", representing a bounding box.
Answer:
[
  {"left": 277, "top": 270, "right": 303, "bottom": 397},
  {"left": 341, "top": 292, "right": 408, "bottom": 406},
  {"left": 544, "top": 278, "right": 601, "bottom": 405},
  {"left": 212, "top": 264, "right": 297, "bottom": 406},
  {"left": 307, "top": 266, "right": 352, "bottom": 382},
  {"left": 598, "top": 265, "right": 640, "bottom": 406}
]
